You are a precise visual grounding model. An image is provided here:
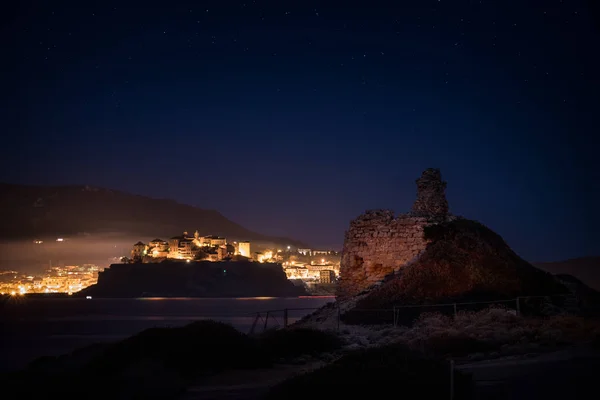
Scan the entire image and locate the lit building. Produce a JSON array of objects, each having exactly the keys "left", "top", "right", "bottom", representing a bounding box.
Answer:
[
  {"left": 256, "top": 250, "right": 274, "bottom": 263},
  {"left": 177, "top": 239, "right": 195, "bottom": 259},
  {"left": 238, "top": 241, "right": 251, "bottom": 258},
  {"left": 205, "top": 235, "right": 227, "bottom": 247},
  {"left": 149, "top": 238, "right": 168, "bottom": 249},
  {"left": 131, "top": 242, "right": 147, "bottom": 260},
  {"left": 298, "top": 248, "right": 312, "bottom": 256},
  {"left": 284, "top": 267, "right": 309, "bottom": 279},
  {"left": 319, "top": 270, "right": 336, "bottom": 284},
  {"left": 148, "top": 238, "right": 169, "bottom": 258},
  {"left": 168, "top": 235, "right": 186, "bottom": 258},
  {"left": 213, "top": 246, "right": 225, "bottom": 260}
]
